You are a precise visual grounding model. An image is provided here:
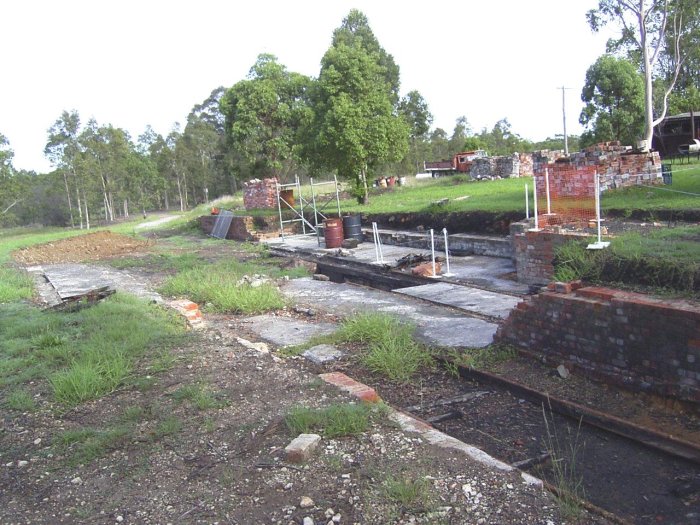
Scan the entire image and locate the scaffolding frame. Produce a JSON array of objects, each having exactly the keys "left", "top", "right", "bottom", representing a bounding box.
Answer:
[{"left": 276, "top": 175, "right": 342, "bottom": 244}]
